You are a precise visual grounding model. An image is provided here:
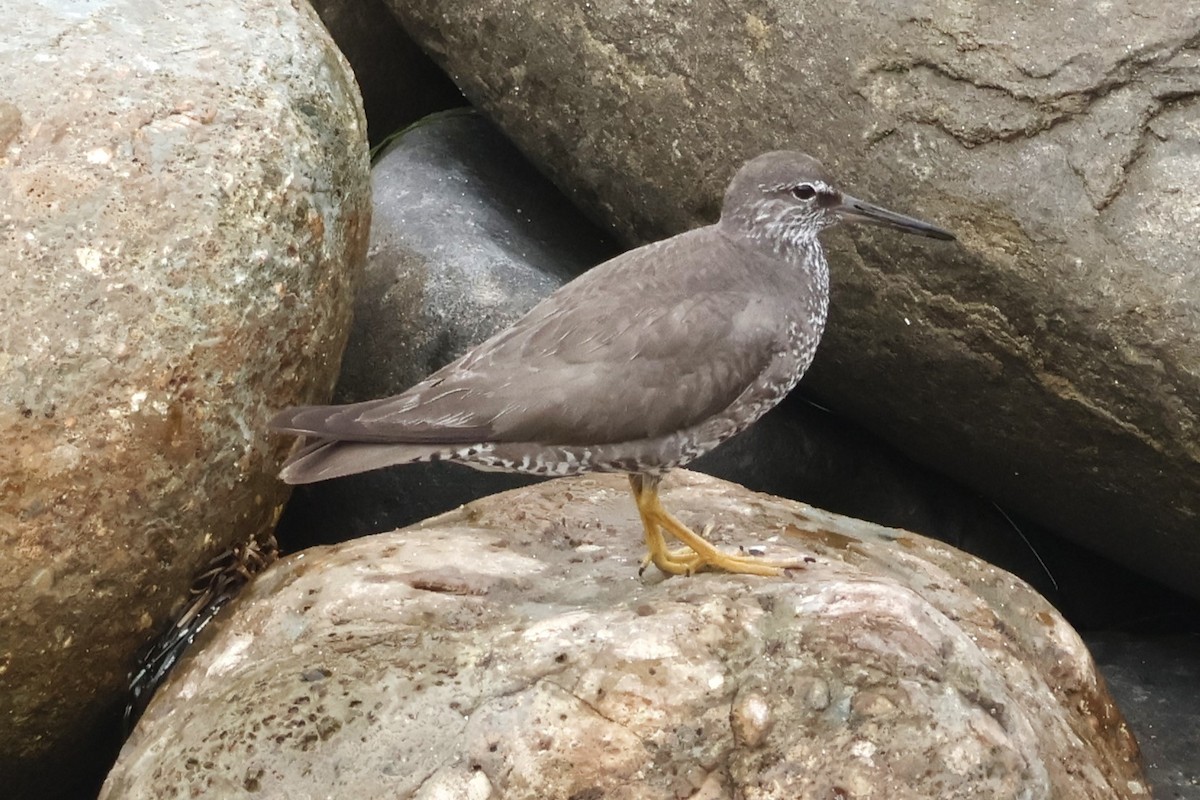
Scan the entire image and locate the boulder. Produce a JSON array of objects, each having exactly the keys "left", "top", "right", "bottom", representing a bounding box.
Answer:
[
  {"left": 0, "top": 0, "right": 369, "bottom": 795},
  {"left": 103, "top": 472, "right": 1146, "bottom": 799},
  {"left": 385, "top": 0, "right": 1200, "bottom": 597}
]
